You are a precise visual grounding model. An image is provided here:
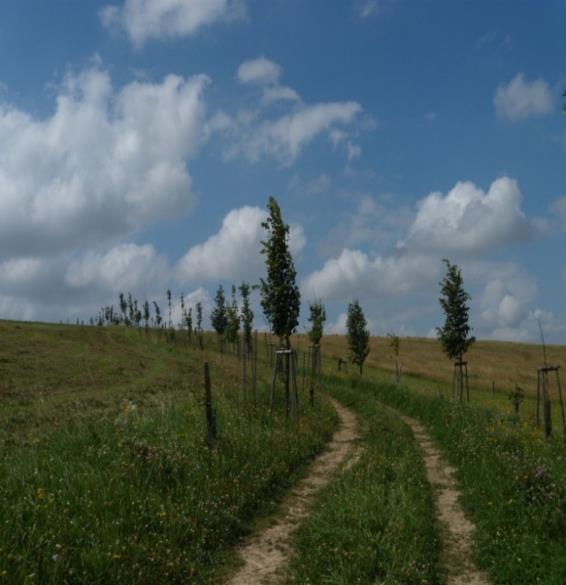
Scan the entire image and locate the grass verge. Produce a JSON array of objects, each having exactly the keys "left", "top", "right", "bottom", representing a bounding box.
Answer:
[
  {"left": 348, "top": 376, "right": 566, "bottom": 585},
  {"left": 286, "top": 376, "right": 442, "bottom": 585}
]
